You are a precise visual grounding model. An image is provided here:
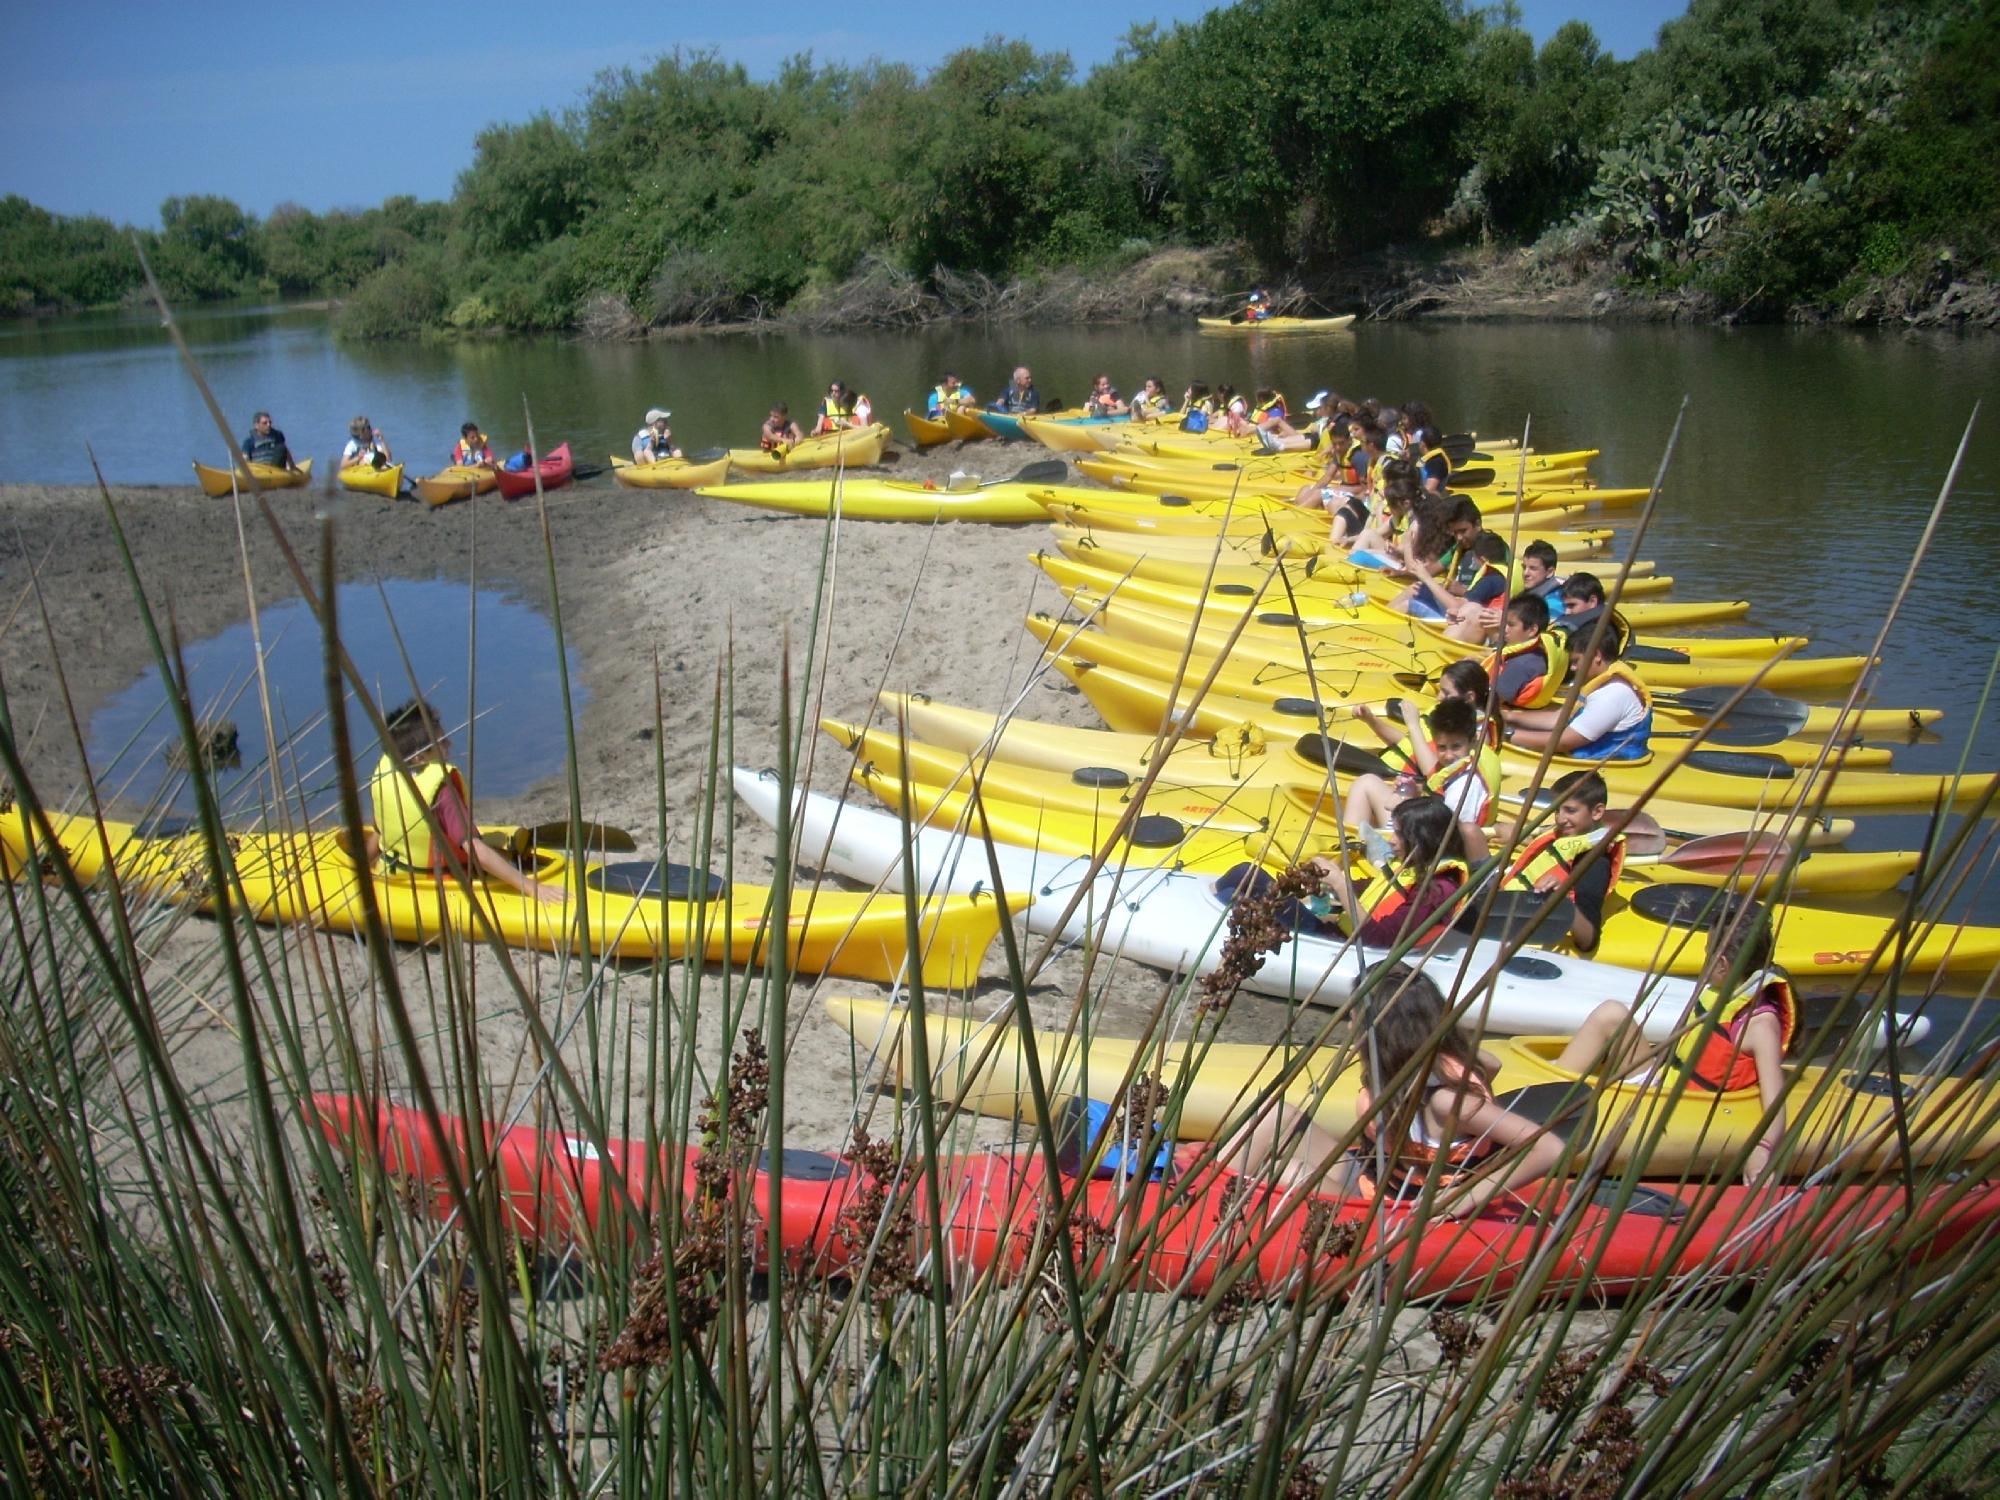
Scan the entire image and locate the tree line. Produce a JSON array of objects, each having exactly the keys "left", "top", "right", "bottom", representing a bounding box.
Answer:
[{"left": 3, "top": 0, "right": 1991, "bottom": 332}]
